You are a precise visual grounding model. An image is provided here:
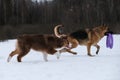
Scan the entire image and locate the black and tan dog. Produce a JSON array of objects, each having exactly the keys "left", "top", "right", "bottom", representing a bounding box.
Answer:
[
  {"left": 7, "top": 25, "right": 71, "bottom": 62},
  {"left": 54, "top": 25, "right": 108, "bottom": 56}
]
